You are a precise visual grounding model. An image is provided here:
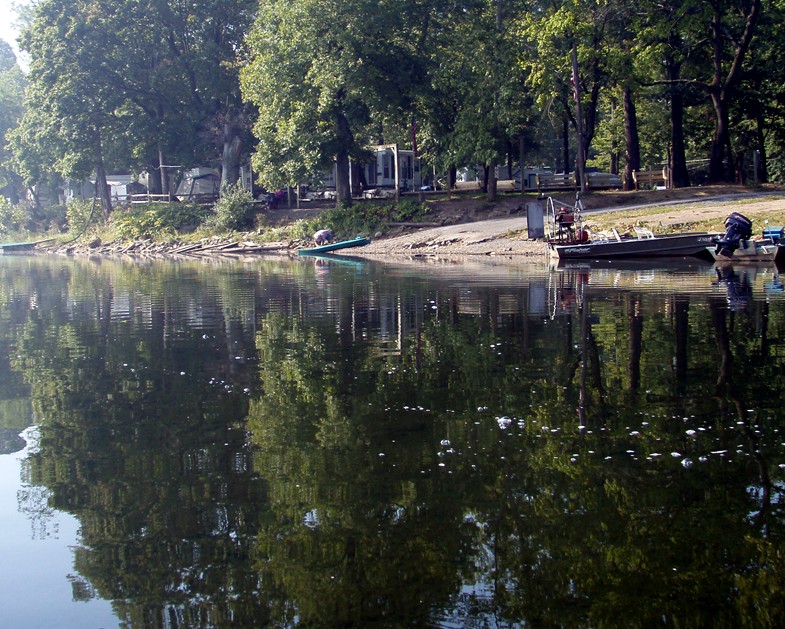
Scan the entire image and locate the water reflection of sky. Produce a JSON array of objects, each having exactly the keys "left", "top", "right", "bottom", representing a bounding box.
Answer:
[{"left": 0, "top": 429, "right": 118, "bottom": 628}]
